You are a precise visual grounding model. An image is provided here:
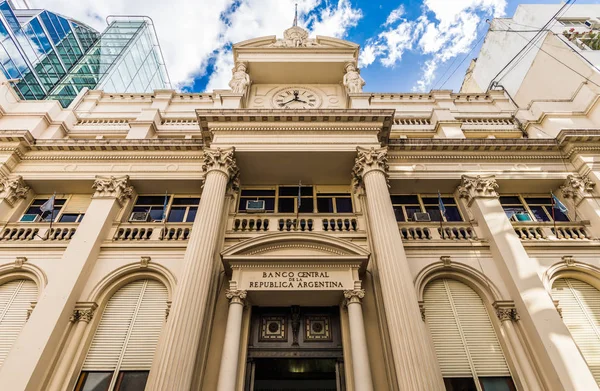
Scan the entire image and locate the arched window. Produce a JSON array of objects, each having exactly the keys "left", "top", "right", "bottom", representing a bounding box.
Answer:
[
  {"left": 0, "top": 279, "right": 37, "bottom": 367},
  {"left": 424, "top": 278, "right": 516, "bottom": 391},
  {"left": 552, "top": 277, "right": 600, "bottom": 384},
  {"left": 74, "top": 279, "right": 168, "bottom": 391}
]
